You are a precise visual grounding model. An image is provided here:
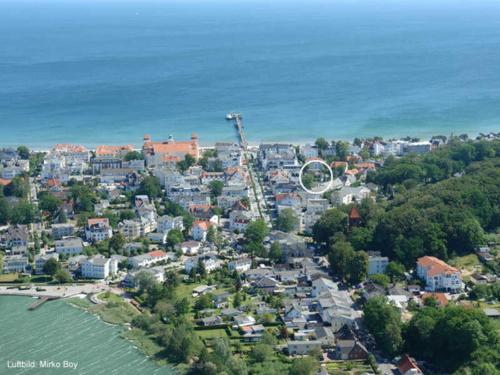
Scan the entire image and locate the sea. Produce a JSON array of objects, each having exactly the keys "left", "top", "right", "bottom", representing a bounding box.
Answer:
[
  {"left": 0, "top": 296, "right": 173, "bottom": 374},
  {"left": 1, "top": 0, "right": 500, "bottom": 148}
]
